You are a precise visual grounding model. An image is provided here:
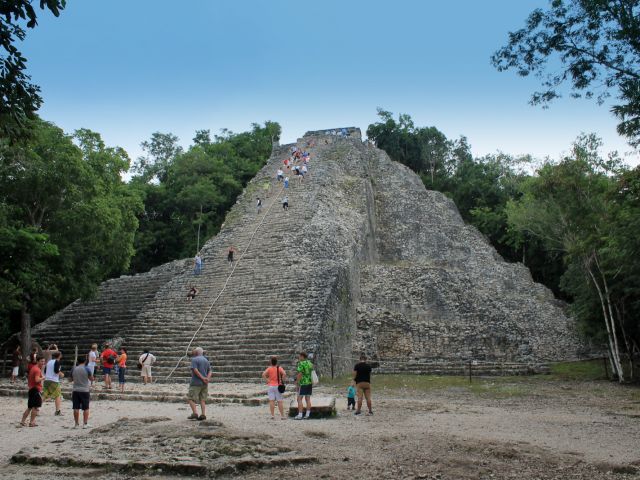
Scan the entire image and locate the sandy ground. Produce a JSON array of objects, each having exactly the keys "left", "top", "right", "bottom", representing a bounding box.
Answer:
[{"left": 1, "top": 379, "right": 639, "bottom": 479}]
